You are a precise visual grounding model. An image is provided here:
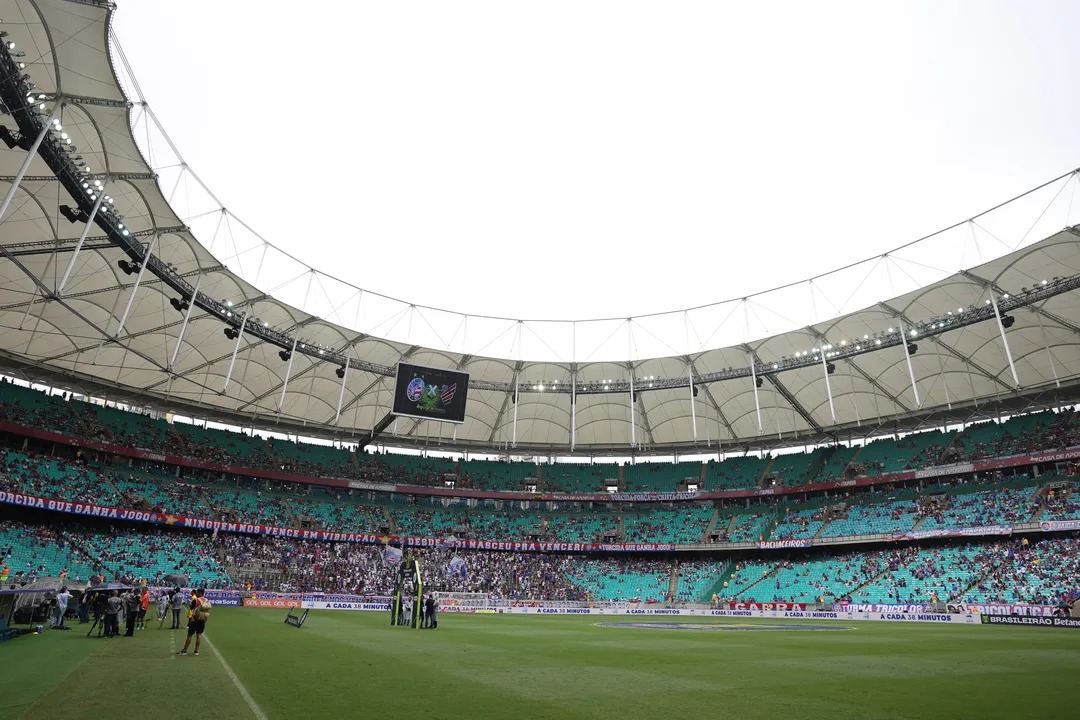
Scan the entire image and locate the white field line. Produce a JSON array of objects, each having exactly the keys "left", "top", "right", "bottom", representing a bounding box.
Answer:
[{"left": 203, "top": 635, "right": 269, "bottom": 720}]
